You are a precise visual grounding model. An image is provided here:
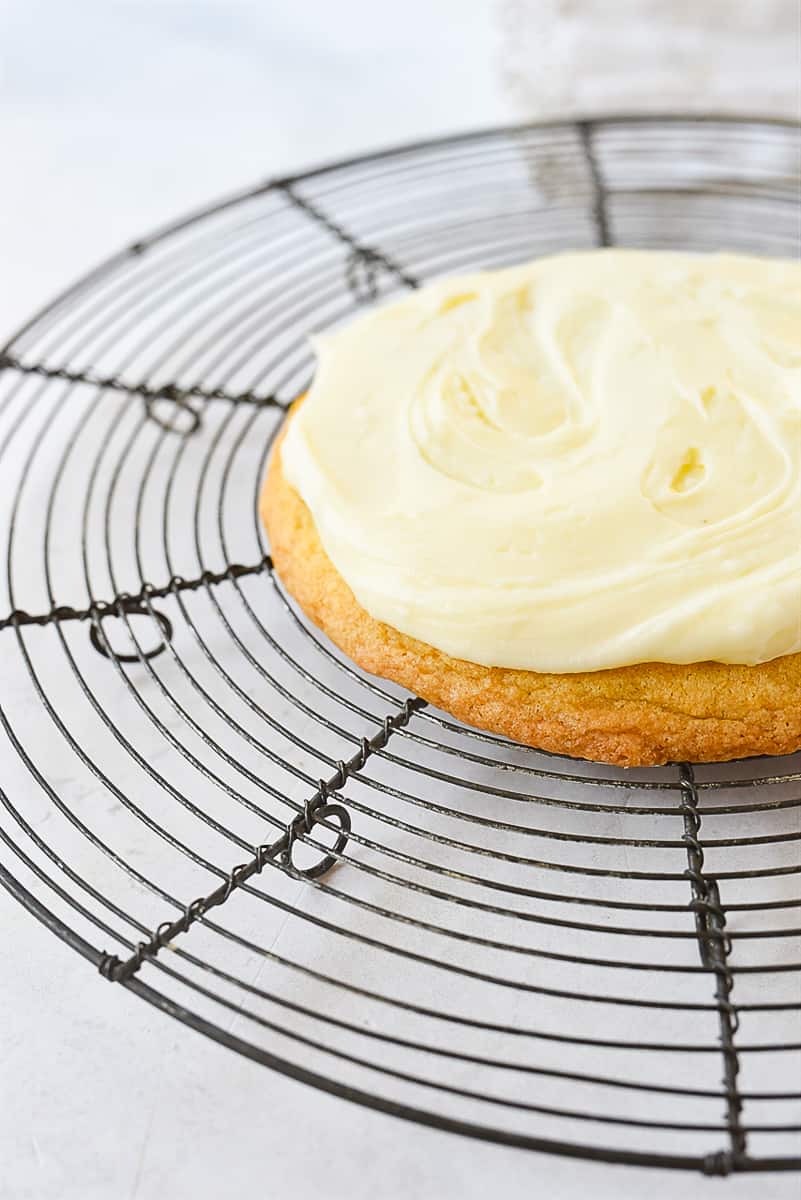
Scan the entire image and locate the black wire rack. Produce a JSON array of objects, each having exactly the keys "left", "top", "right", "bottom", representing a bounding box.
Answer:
[{"left": 1, "top": 115, "right": 800, "bottom": 1176}]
